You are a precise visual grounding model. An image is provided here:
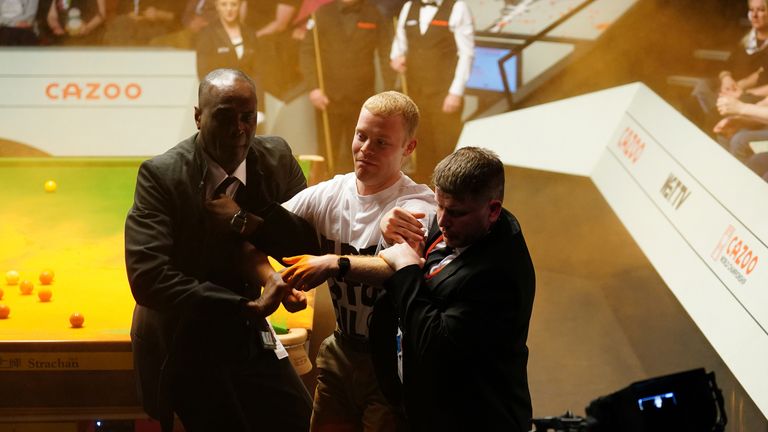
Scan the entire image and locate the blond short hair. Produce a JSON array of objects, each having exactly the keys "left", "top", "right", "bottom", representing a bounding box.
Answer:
[{"left": 362, "top": 91, "right": 419, "bottom": 138}]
